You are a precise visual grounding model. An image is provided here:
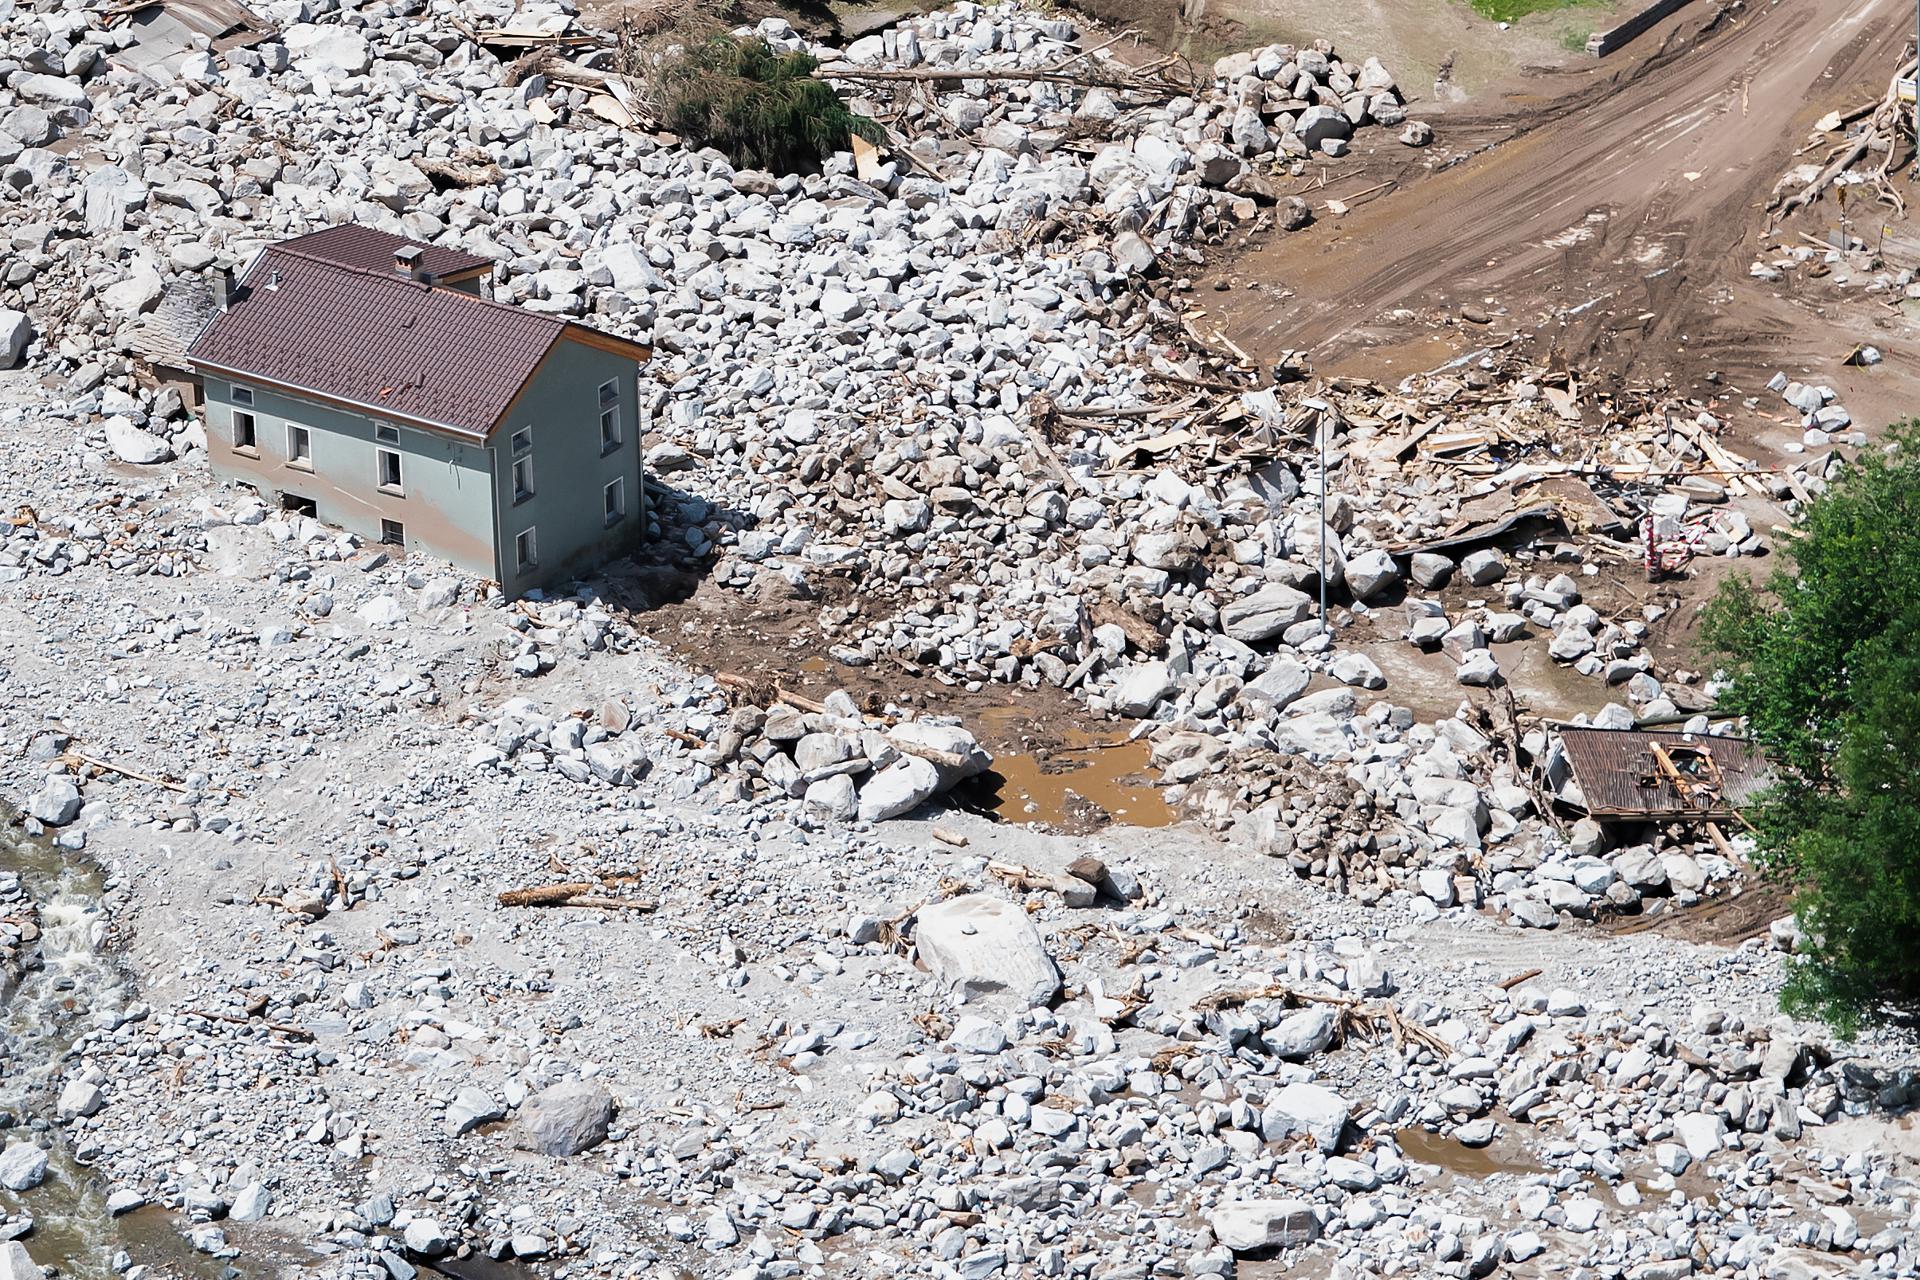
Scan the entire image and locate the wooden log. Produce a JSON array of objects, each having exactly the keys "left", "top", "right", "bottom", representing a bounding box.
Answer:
[{"left": 497, "top": 884, "right": 658, "bottom": 911}]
